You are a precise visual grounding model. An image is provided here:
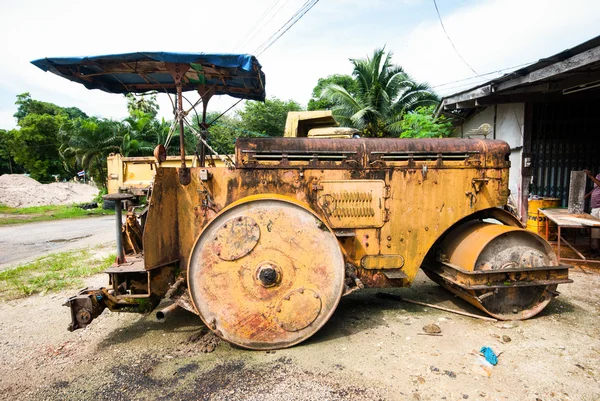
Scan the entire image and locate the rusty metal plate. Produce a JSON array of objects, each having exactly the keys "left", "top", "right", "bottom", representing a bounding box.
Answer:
[
  {"left": 187, "top": 197, "right": 345, "bottom": 350},
  {"left": 316, "top": 180, "right": 385, "bottom": 228},
  {"left": 361, "top": 254, "right": 405, "bottom": 270},
  {"left": 275, "top": 288, "right": 322, "bottom": 332},
  {"left": 212, "top": 216, "right": 260, "bottom": 261}
]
